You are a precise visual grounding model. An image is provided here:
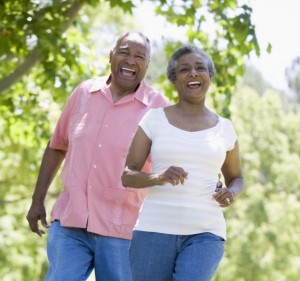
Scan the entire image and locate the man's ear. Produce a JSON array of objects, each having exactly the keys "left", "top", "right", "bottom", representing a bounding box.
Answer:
[{"left": 109, "top": 50, "right": 113, "bottom": 63}]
